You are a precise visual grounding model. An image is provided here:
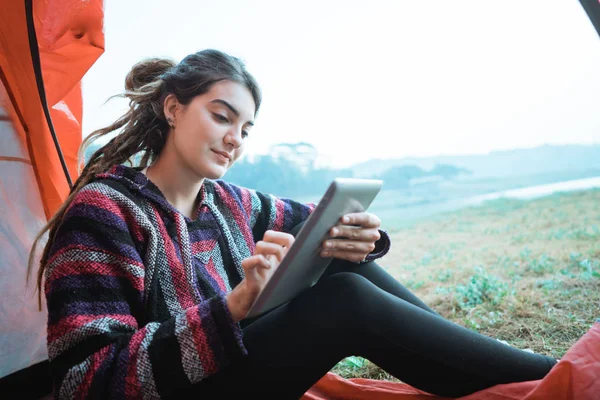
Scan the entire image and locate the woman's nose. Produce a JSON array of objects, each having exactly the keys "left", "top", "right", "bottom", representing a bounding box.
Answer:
[{"left": 225, "top": 129, "right": 244, "bottom": 148}]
